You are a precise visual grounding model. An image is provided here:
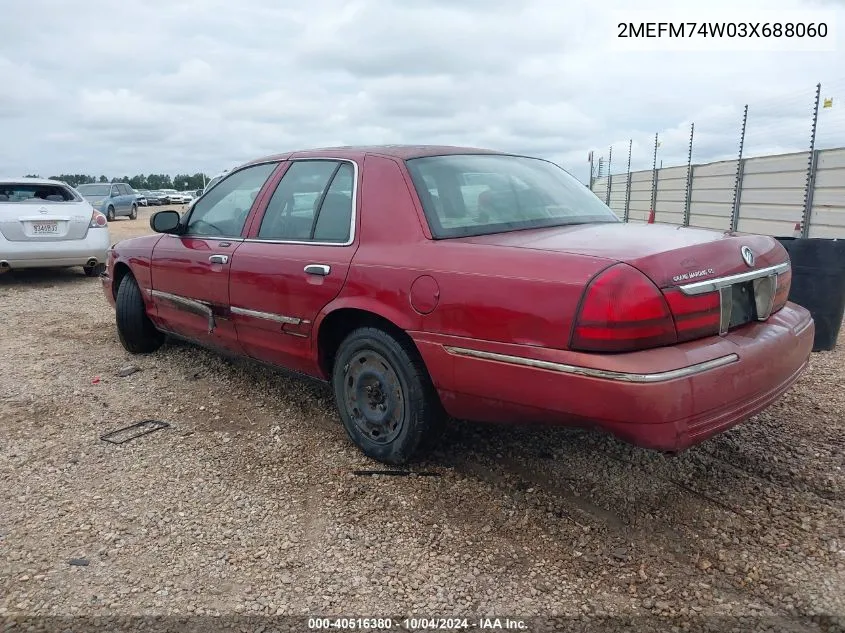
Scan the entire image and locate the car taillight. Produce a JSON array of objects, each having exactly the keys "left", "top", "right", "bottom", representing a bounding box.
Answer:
[
  {"left": 663, "top": 289, "right": 721, "bottom": 342},
  {"left": 772, "top": 266, "right": 792, "bottom": 313},
  {"left": 89, "top": 209, "right": 107, "bottom": 228},
  {"left": 570, "top": 264, "right": 677, "bottom": 353}
]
